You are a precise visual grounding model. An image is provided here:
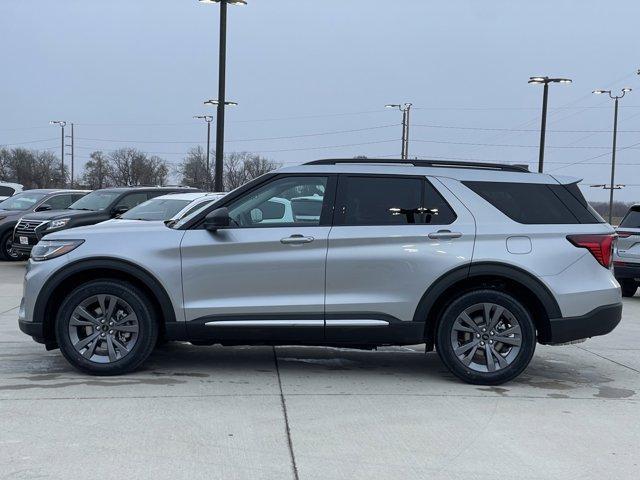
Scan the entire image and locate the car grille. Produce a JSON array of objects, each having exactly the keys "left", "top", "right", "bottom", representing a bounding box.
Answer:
[{"left": 15, "top": 219, "right": 47, "bottom": 234}]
